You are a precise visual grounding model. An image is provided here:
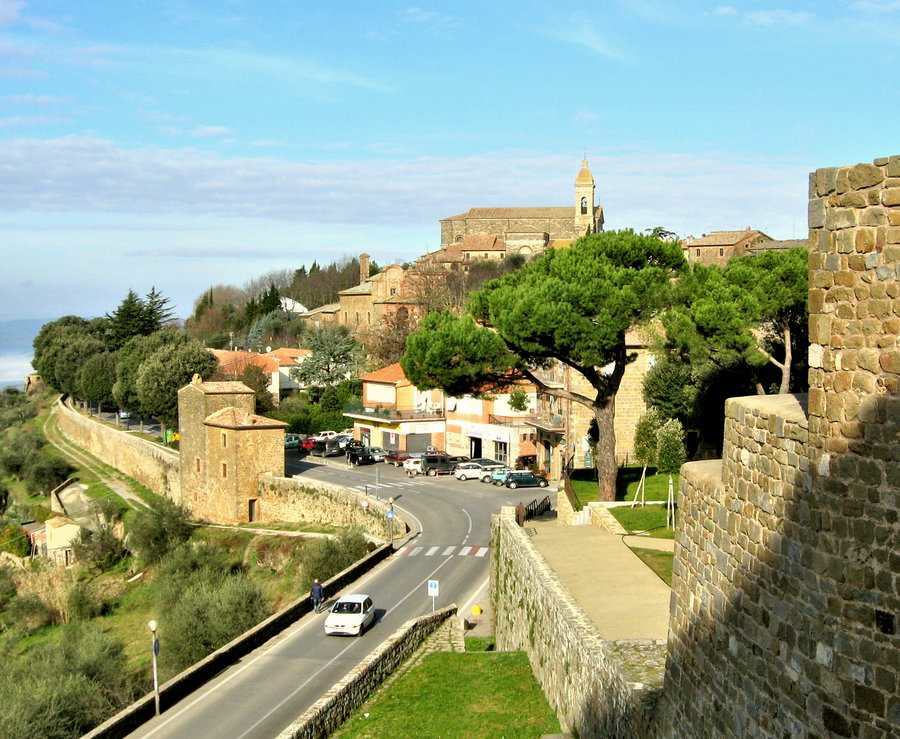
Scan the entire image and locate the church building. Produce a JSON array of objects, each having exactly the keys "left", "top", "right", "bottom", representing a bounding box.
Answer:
[{"left": 437, "top": 160, "right": 603, "bottom": 259}]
